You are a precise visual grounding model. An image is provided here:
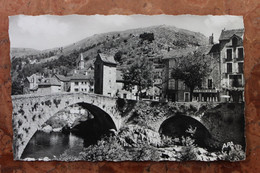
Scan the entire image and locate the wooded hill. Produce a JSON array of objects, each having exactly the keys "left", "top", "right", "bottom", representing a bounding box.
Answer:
[{"left": 11, "top": 25, "right": 208, "bottom": 94}]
